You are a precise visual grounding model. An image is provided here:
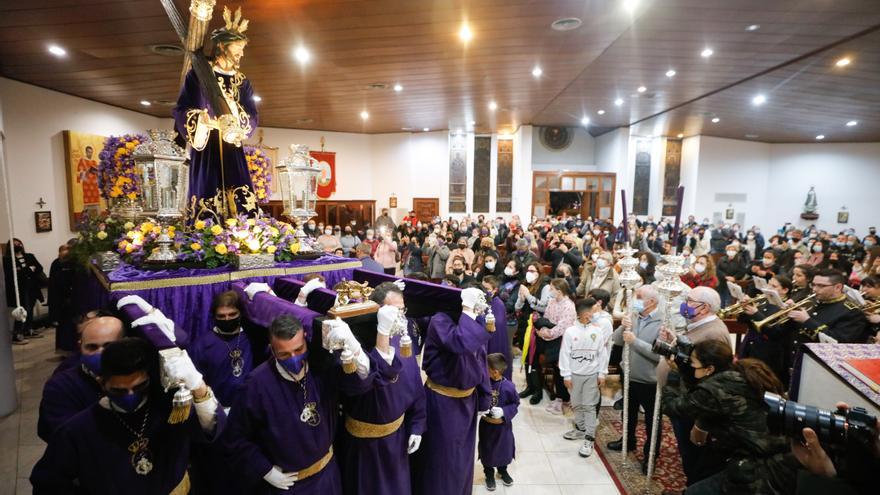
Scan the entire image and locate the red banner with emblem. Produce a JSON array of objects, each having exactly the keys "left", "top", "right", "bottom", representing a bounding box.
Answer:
[{"left": 310, "top": 150, "right": 336, "bottom": 199}]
